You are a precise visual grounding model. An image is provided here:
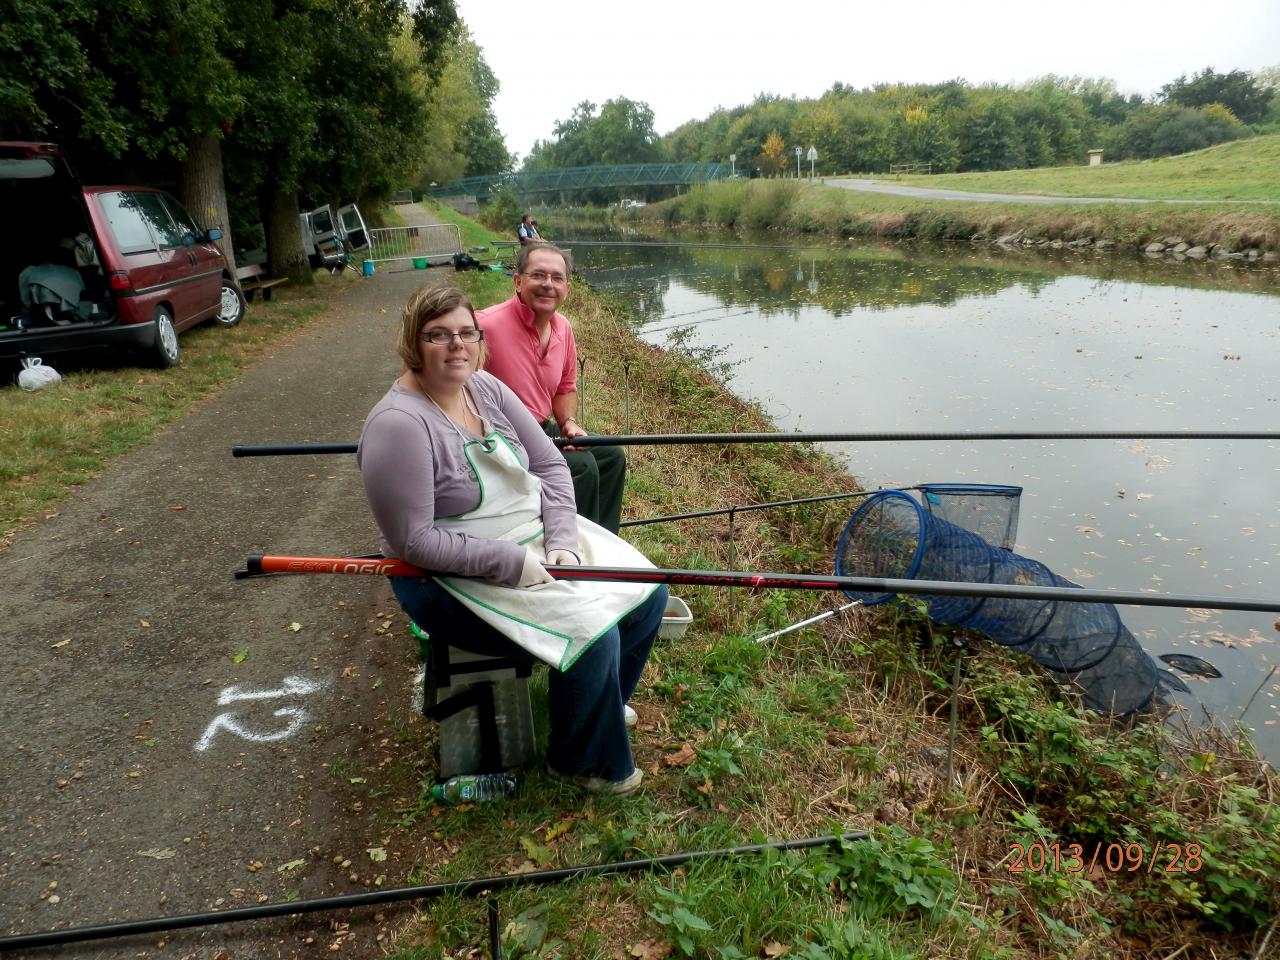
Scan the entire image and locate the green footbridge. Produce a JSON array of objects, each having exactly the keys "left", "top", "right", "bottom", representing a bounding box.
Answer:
[{"left": 428, "top": 163, "right": 729, "bottom": 200}]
